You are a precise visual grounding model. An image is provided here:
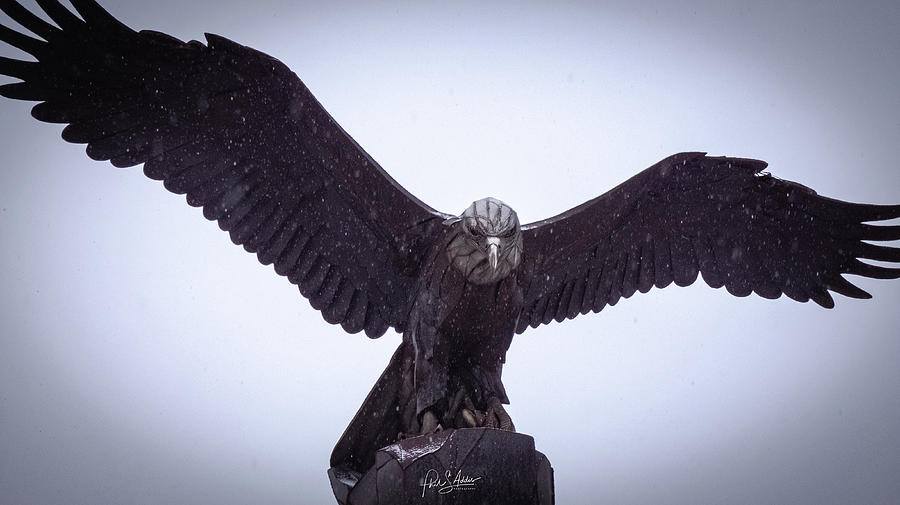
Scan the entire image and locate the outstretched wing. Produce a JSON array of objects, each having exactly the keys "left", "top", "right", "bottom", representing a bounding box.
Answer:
[
  {"left": 516, "top": 152, "right": 900, "bottom": 333},
  {"left": 0, "top": 0, "right": 448, "bottom": 337}
]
